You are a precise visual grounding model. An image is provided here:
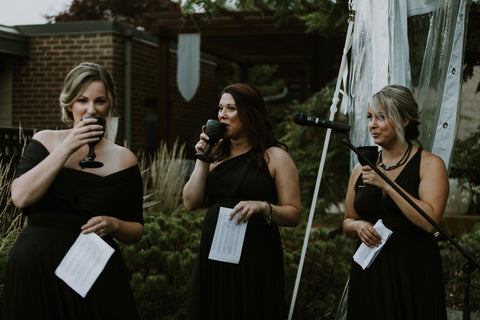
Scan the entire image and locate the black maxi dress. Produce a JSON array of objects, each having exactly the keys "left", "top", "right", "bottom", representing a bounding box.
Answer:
[
  {"left": 4, "top": 139, "right": 143, "bottom": 320},
  {"left": 187, "top": 150, "right": 286, "bottom": 320},
  {"left": 346, "top": 148, "right": 447, "bottom": 320}
]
